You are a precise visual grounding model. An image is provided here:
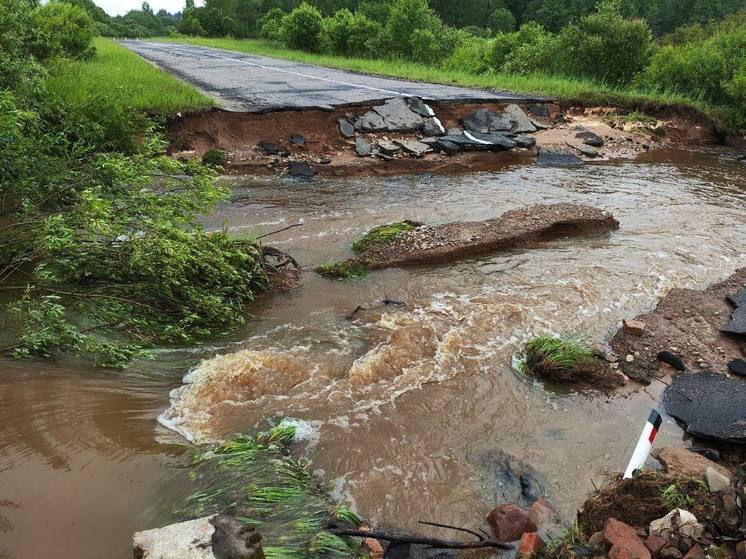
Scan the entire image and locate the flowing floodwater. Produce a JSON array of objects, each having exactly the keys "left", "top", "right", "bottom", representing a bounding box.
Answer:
[{"left": 1, "top": 148, "right": 746, "bottom": 558}]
